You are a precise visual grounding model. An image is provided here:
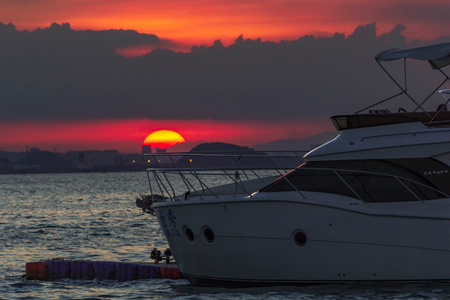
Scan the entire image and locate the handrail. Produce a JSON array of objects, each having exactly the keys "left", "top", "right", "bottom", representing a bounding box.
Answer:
[
  {"left": 148, "top": 168, "right": 289, "bottom": 200},
  {"left": 145, "top": 151, "right": 305, "bottom": 200},
  {"left": 359, "top": 128, "right": 450, "bottom": 143}
]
